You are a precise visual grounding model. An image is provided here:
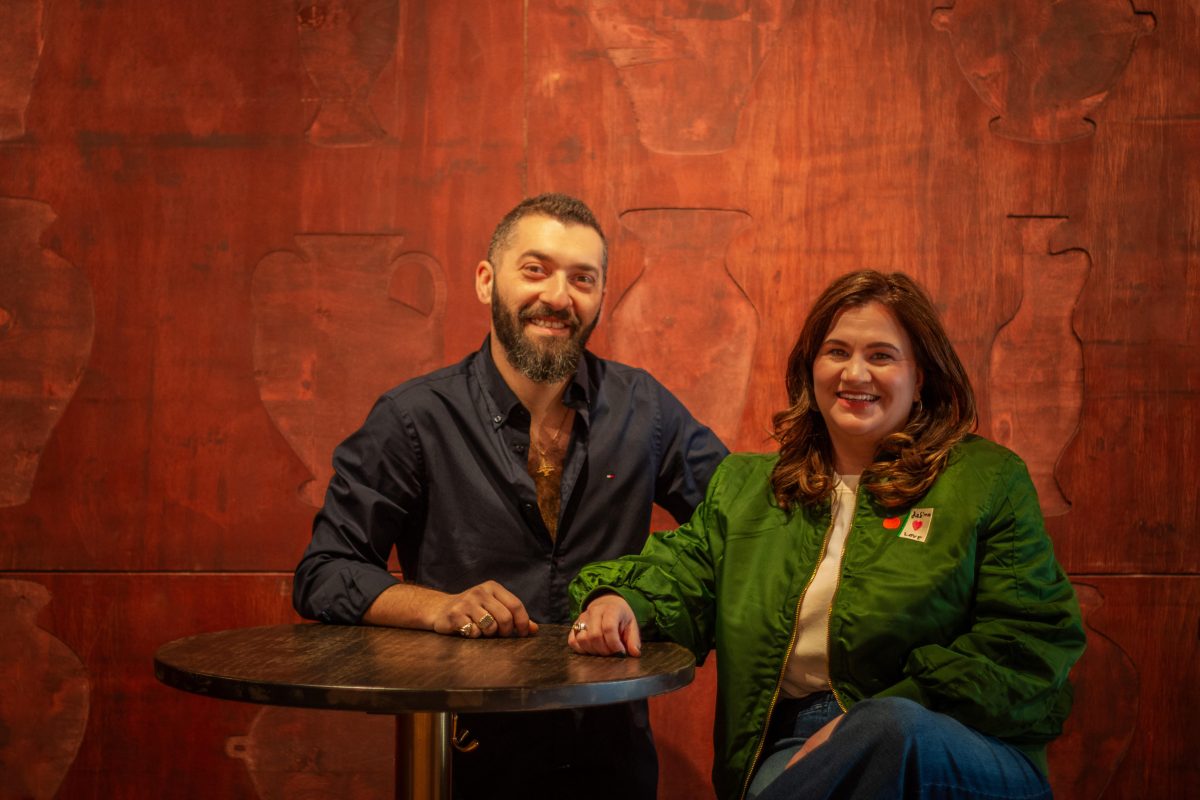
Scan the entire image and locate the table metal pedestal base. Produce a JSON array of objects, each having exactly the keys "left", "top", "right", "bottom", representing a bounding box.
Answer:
[{"left": 395, "top": 712, "right": 452, "bottom": 800}]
